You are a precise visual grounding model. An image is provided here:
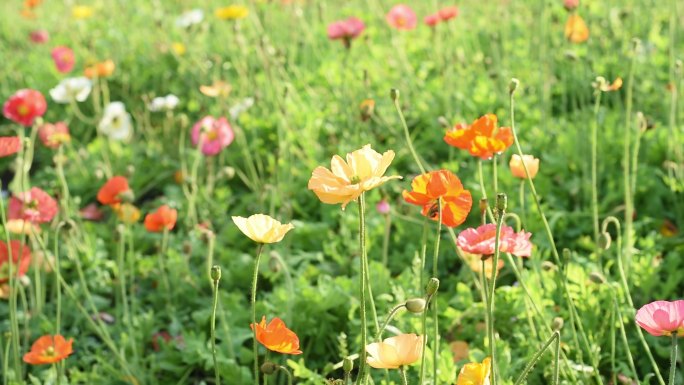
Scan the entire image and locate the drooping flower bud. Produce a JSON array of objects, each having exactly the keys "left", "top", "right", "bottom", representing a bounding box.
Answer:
[
  {"left": 405, "top": 298, "right": 426, "bottom": 313},
  {"left": 260, "top": 362, "right": 278, "bottom": 375},
  {"left": 588, "top": 272, "right": 606, "bottom": 284},
  {"left": 598, "top": 232, "right": 611, "bottom": 250},
  {"left": 552, "top": 317, "right": 564, "bottom": 331}
]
